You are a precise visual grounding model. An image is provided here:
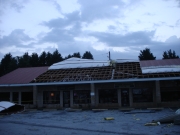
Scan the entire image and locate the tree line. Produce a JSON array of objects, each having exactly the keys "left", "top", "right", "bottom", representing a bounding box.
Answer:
[
  {"left": 0, "top": 50, "right": 93, "bottom": 77},
  {"left": 138, "top": 48, "right": 179, "bottom": 61}
]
